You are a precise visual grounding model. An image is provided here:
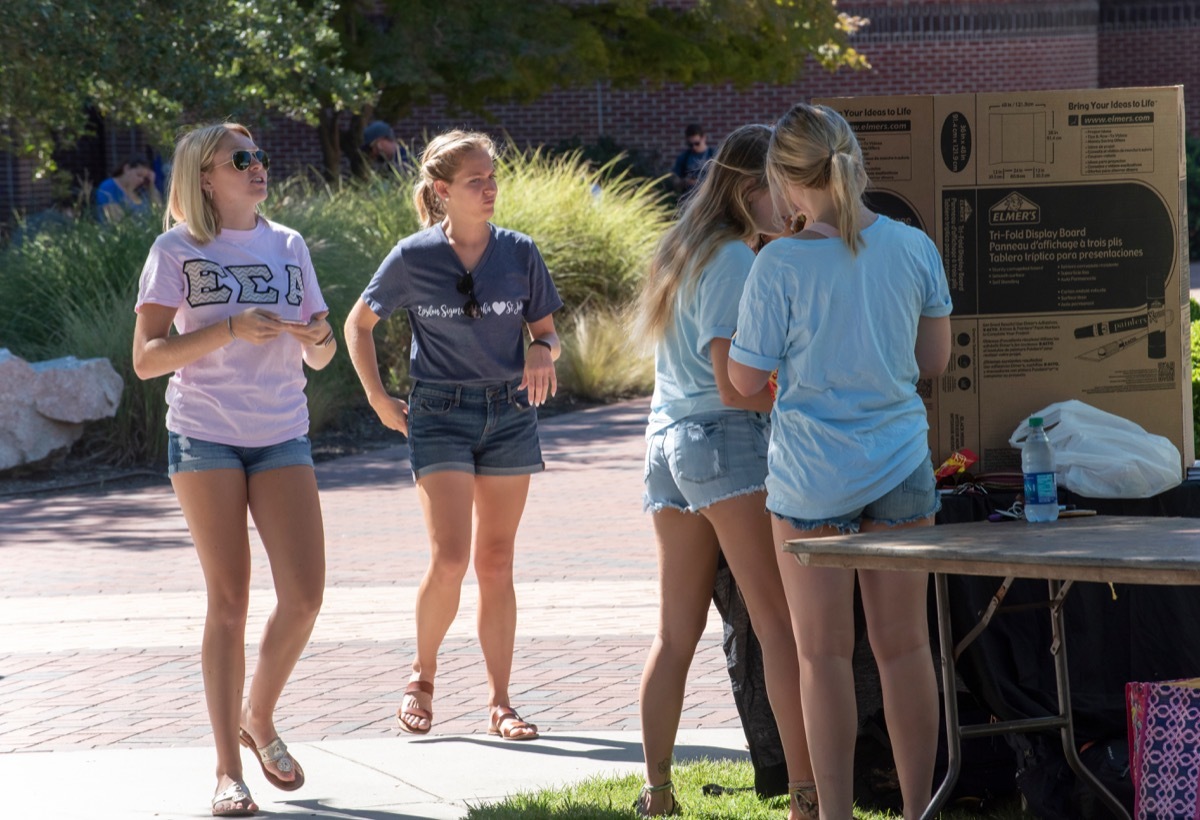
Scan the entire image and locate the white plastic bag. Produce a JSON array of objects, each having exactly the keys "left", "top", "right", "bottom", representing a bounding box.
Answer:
[{"left": 1008, "top": 400, "right": 1182, "bottom": 499}]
